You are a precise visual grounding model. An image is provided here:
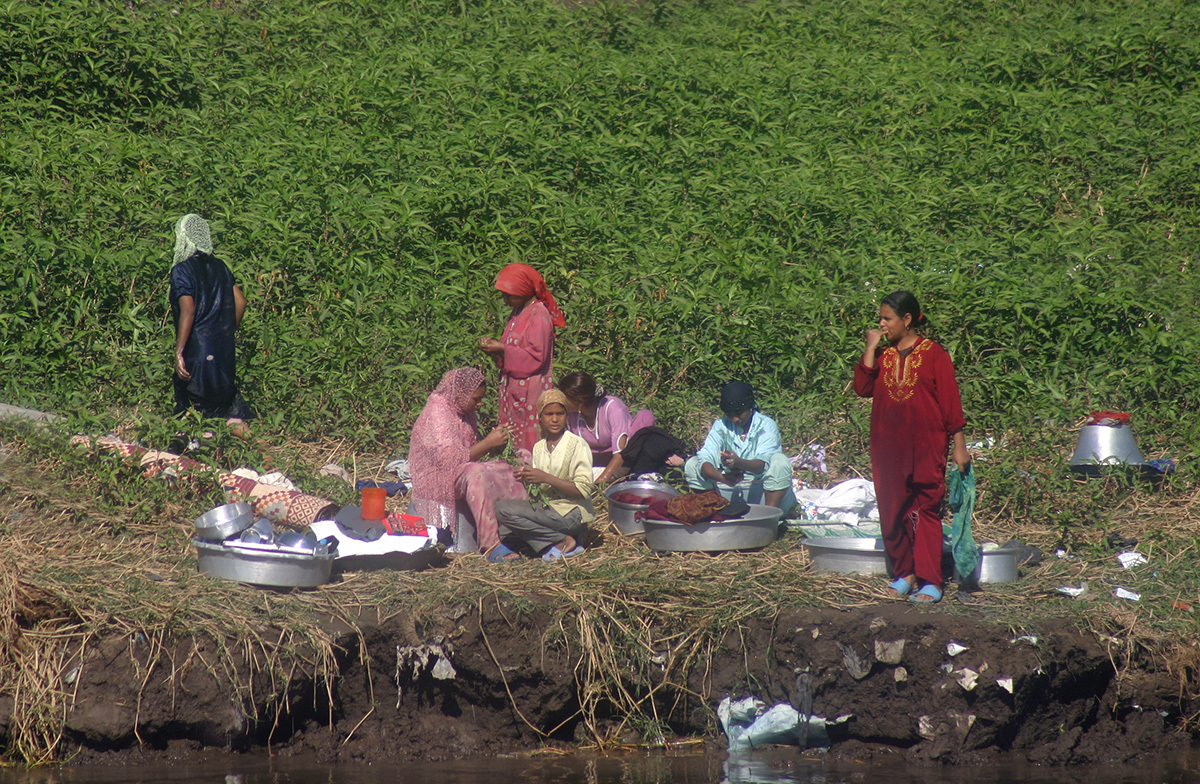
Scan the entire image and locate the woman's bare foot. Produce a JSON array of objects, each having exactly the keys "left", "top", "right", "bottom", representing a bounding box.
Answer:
[
  {"left": 887, "top": 575, "right": 916, "bottom": 598},
  {"left": 486, "top": 544, "right": 520, "bottom": 562},
  {"left": 553, "top": 535, "right": 577, "bottom": 554}
]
